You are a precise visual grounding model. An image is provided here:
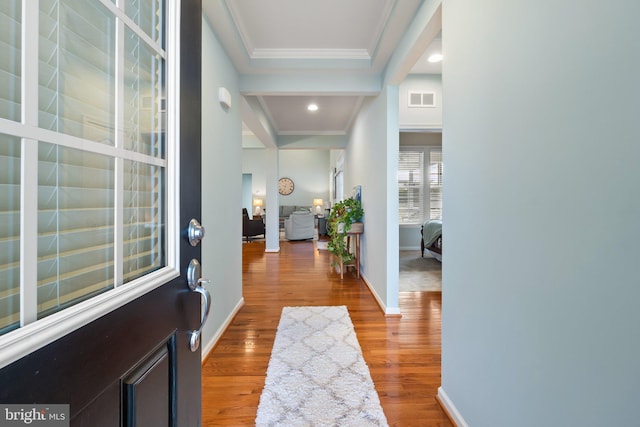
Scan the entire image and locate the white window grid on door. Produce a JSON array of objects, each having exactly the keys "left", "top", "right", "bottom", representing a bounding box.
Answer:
[{"left": 0, "top": 0, "right": 181, "bottom": 369}]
